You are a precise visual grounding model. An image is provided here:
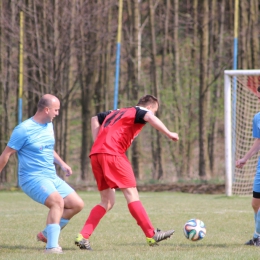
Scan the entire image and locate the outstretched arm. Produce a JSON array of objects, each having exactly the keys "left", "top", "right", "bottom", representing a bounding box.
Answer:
[
  {"left": 91, "top": 116, "right": 101, "bottom": 142},
  {"left": 54, "top": 151, "right": 72, "bottom": 176},
  {"left": 144, "top": 112, "right": 179, "bottom": 141},
  {"left": 0, "top": 146, "right": 16, "bottom": 175},
  {"left": 236, "top": 138, "right": 260, "bottom": 168}
]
